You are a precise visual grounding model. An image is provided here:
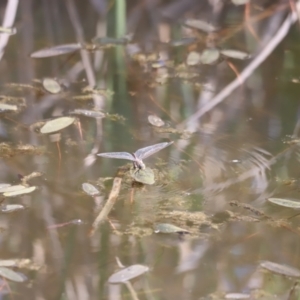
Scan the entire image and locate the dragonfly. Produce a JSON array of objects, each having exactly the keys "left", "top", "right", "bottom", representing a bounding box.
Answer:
[{"left": 97, "top": 141, "right": 173, "bottom": 170}]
